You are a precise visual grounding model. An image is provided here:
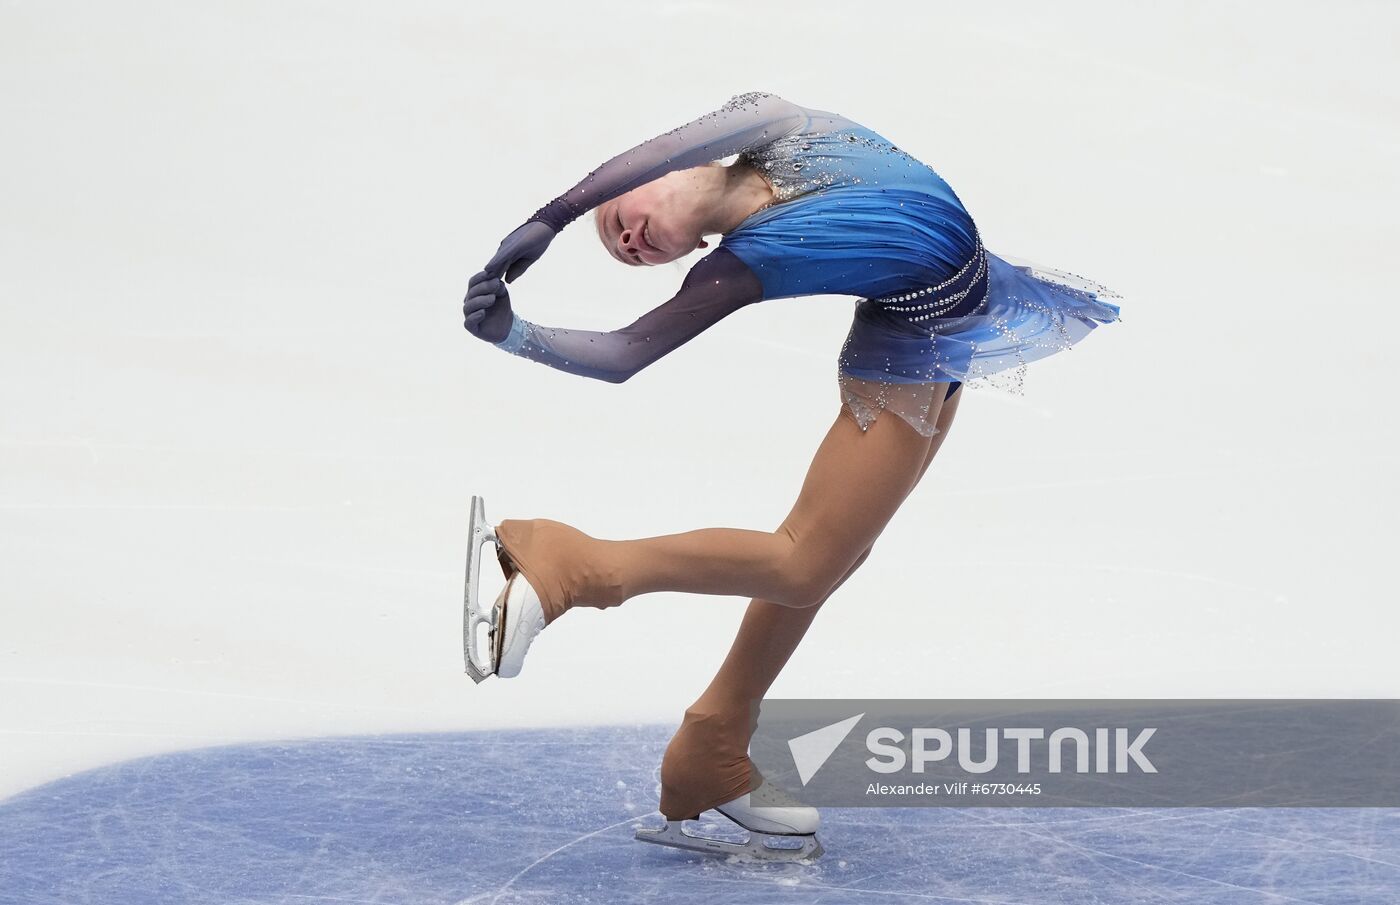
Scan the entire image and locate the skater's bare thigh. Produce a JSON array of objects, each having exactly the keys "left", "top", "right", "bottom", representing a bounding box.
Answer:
[{"left": 773, "top": 392, "right": 954, "bottom": 600}]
